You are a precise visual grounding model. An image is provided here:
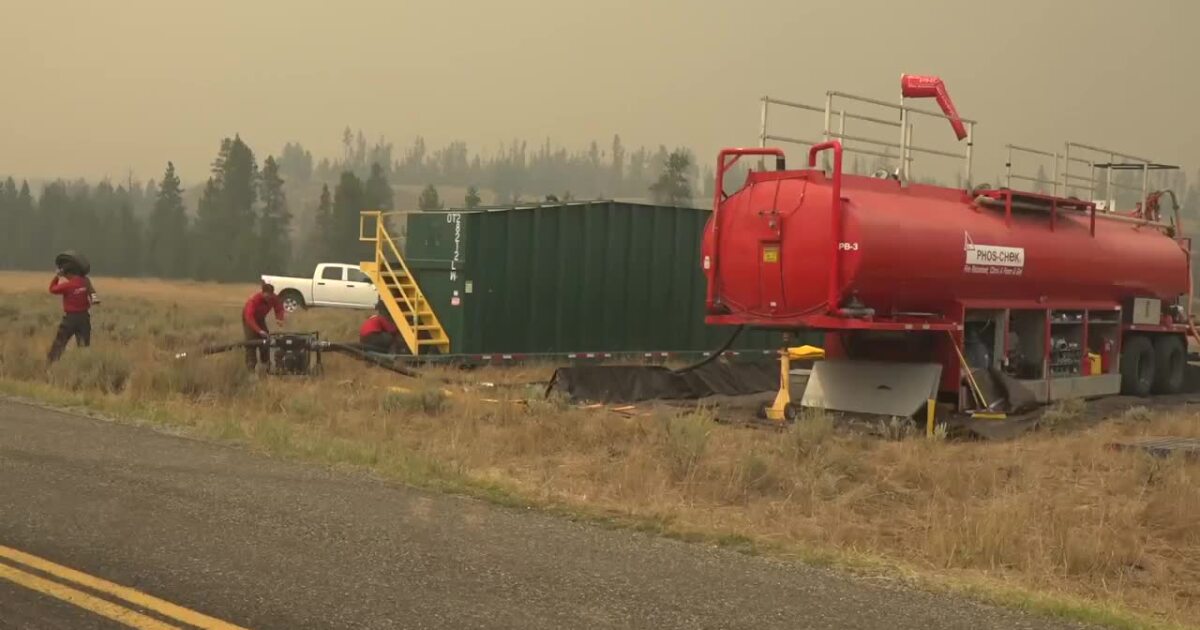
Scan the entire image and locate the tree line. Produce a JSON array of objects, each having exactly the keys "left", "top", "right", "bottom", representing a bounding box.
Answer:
[
  {"left": 281, "top": 131, "right": 706, "bottom": 206},
  {"left": 0, "top": 135, "right": 698, "bottom": 283},
  {"left": 6, "top": 125, "right": 1194, "bottom": 285},
  {"left": 0, "top": 137, "right": 302, "bottom": 283},
  {"left": 0, "top": 177, "right": 151, "bottom": 278}
]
